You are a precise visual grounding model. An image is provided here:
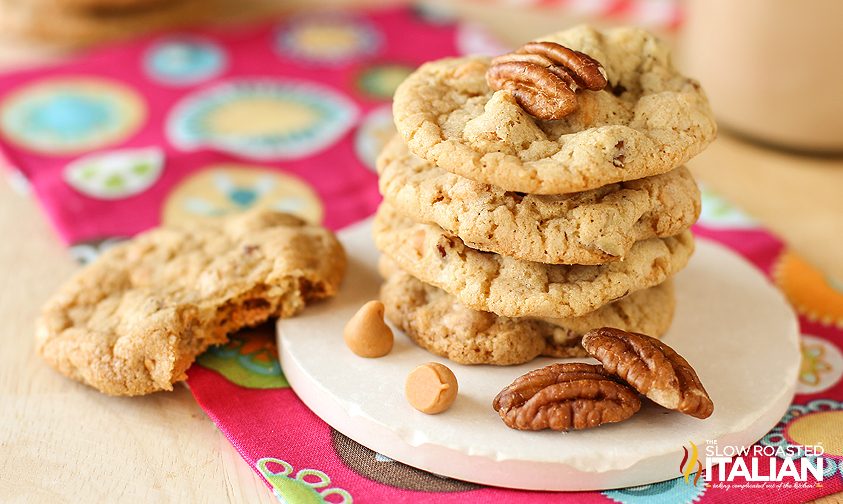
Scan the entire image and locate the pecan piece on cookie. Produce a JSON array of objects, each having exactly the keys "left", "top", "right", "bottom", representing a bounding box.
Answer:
[
  {"left": 492, "top": 362, "right": 641, "bottom": 431},
  {"left": 581, "top": 327, "right": 714, "bottom": 419},
  {"left": 486, "top": 41, "right": 608, "bottom": 120}
]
